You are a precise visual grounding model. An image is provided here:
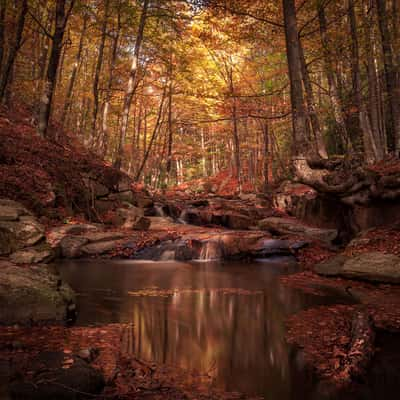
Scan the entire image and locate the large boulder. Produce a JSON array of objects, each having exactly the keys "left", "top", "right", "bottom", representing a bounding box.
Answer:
[
  {"left": 10, "top": 243, "right": 54, "bottom": 264},
  {"left": 0, "top": 263, "right": 76, "bottom": 325},
  {"left": 59, "top": 236, "right": 90, "bottom": 258},
  {"left": 47, "top": 224, "right": 99, "bottom": 247},
  {"left": 81, "top": 240, "right": 122, "bottom": 256},
  {"left": 315, "top": 252, "right": 400, "bottom": 284},
  {"left": 113, "top": 208, "right": 150, "bottom": 230},
  {"left": 0, "top": 200, "right": 45, "bottom": 255},
  {"left": 9, "top": 351, "right": 105, "bottom": 400},
  {"left": 341, "top": 252, "right": 400, "bottom": 283},
  {"left": 258, "top": 217, "right": 338, "bottom": 244}
]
